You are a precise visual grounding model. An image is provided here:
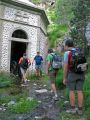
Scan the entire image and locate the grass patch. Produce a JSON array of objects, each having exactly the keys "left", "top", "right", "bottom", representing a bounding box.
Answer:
[
  {"left": 28, "top": 73, "right": 49, "bottom": 81},
  {"left": 59, "top": 112, "right": 85, "bottom": 120},
  {"left": 0, "top": 72, "right": 18, "bottom": 88},
  {"left": 8, "top": 98, "right": 38, "bottom": 113},
  {"left": 0, "top": 88, "right": 28, "bottom": 105}
]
